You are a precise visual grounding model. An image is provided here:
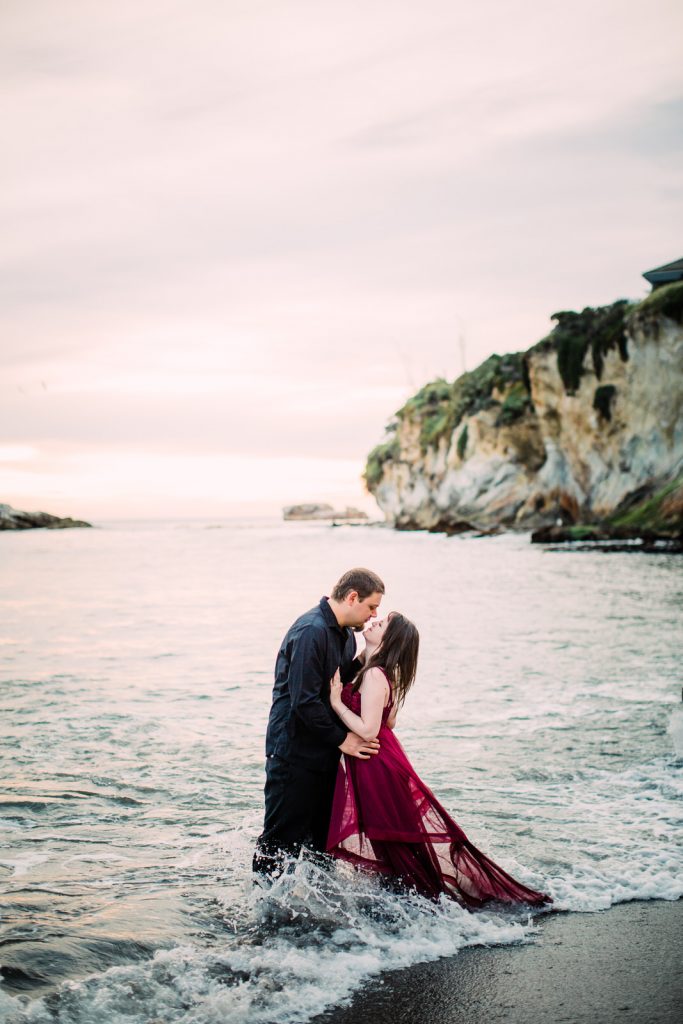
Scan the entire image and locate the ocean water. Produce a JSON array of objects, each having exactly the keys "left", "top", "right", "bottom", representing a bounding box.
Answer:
[{"left": 1, "top": 518, "right": 681, "bottom": 1023}]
